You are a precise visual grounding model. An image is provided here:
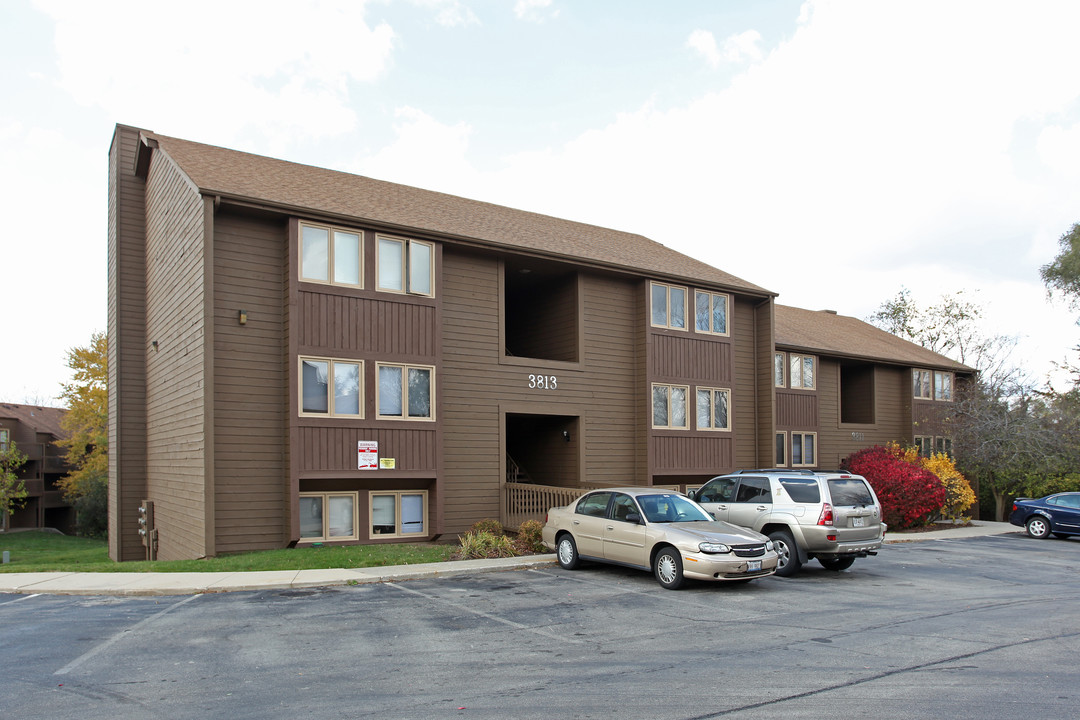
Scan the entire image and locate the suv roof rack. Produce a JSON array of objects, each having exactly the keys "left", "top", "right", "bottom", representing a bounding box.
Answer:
[{"left": 730, "top": 468, "right": 816, "bottom": 475}]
